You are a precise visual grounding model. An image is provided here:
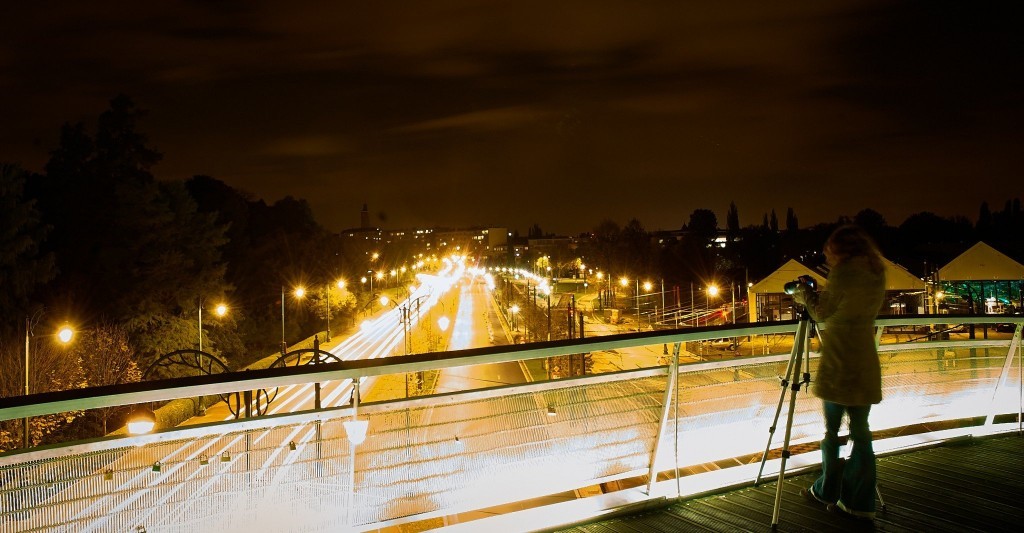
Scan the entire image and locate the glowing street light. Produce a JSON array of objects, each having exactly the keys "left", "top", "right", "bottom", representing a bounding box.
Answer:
[
  {"left": 705, "top": 284, "right": 720, "bottom": 326},
  {"left": 326, "top": 279, "right": 346, "bottom": 342},
  {"left": 23, "top": 318, "right": 75, "bottom": 448},
  {"left": 127, "top": 404, "right": 157, "bottom": 435},
  {"left": 197, "top": 300, "right": 228, "bottom": 414},
  {"left": 281, "top": 285, "right": 306, "bottom": 353},
  {"left": 57, "top": 325, "right": 74, "bottom": 344}
]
